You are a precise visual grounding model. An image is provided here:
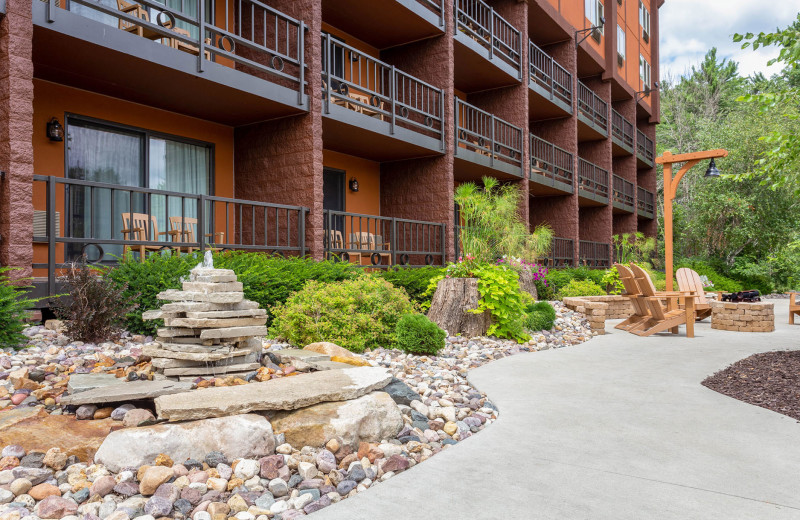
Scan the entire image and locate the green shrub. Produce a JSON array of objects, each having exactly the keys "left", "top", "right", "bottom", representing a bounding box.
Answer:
[
  {"left": 395, "top": 313, "right": 446, "bottom": 355},
  {"left": 377, "top": 267, "right": 444, "bottom": 306},
  {"left": 556, "top": 279, "right": 606, "bottom": 299},
  {"left": 538, "top": 266, "right": 606, "bottom": 299},
  {"left": 55, "top": 261, "right": 138, "bottom": 343},
  {"left": 269, "top": 275, "right": 416, "bottom": 353},
  {"left": 523, "top": 301, "right": 556, "bottom": 331},
  {"left": 0, "top": 268, "right": 40, "bottom": 349}
]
